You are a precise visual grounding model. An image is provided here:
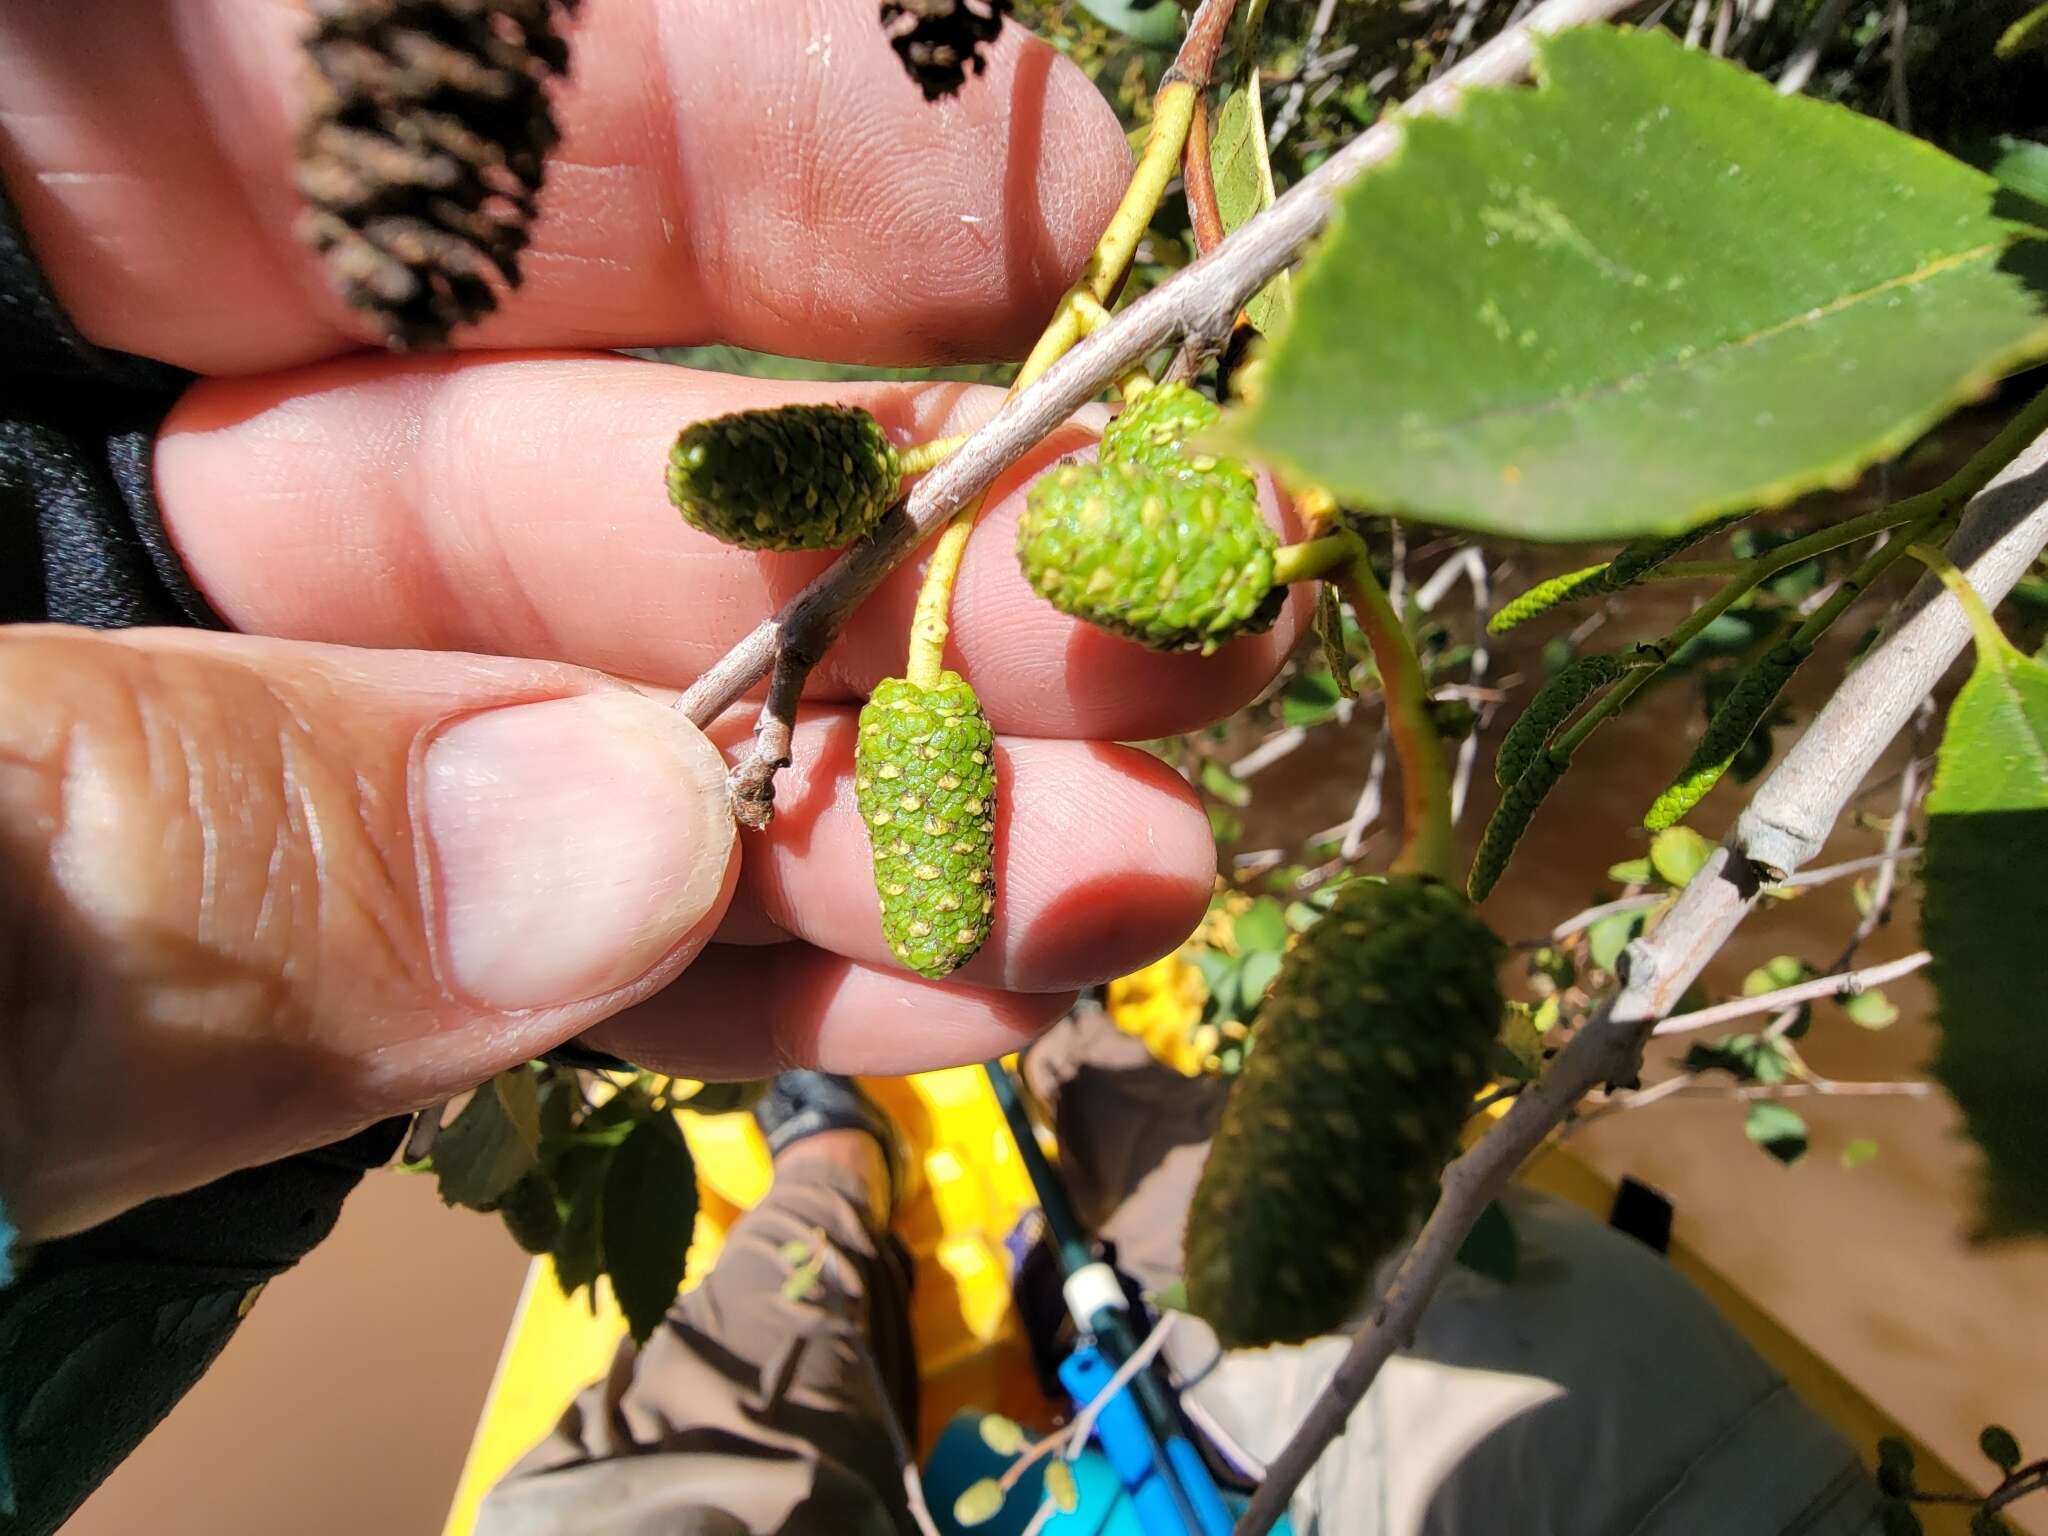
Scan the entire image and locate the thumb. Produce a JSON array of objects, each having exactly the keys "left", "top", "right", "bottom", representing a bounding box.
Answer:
[{"left": 0, "top": 626, "right": 736, "bottom": 1240}]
